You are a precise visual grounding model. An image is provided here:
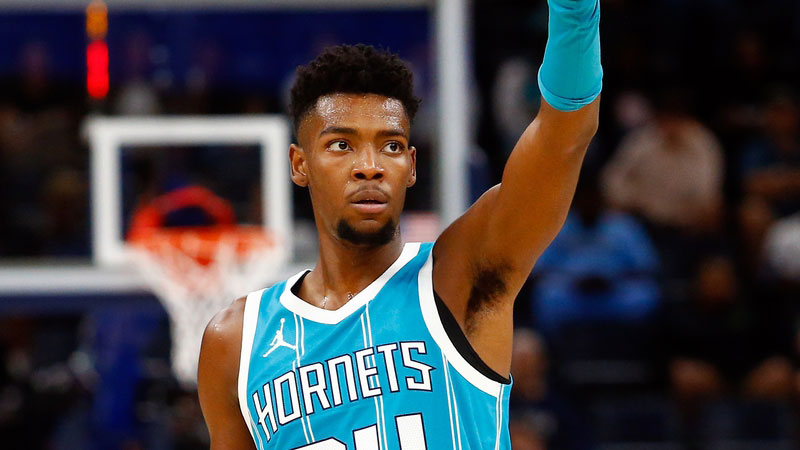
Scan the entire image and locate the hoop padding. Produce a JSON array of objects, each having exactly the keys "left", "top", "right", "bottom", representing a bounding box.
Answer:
[{"left": 129, "top": 226, "right": 285, "bottom": 387}]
